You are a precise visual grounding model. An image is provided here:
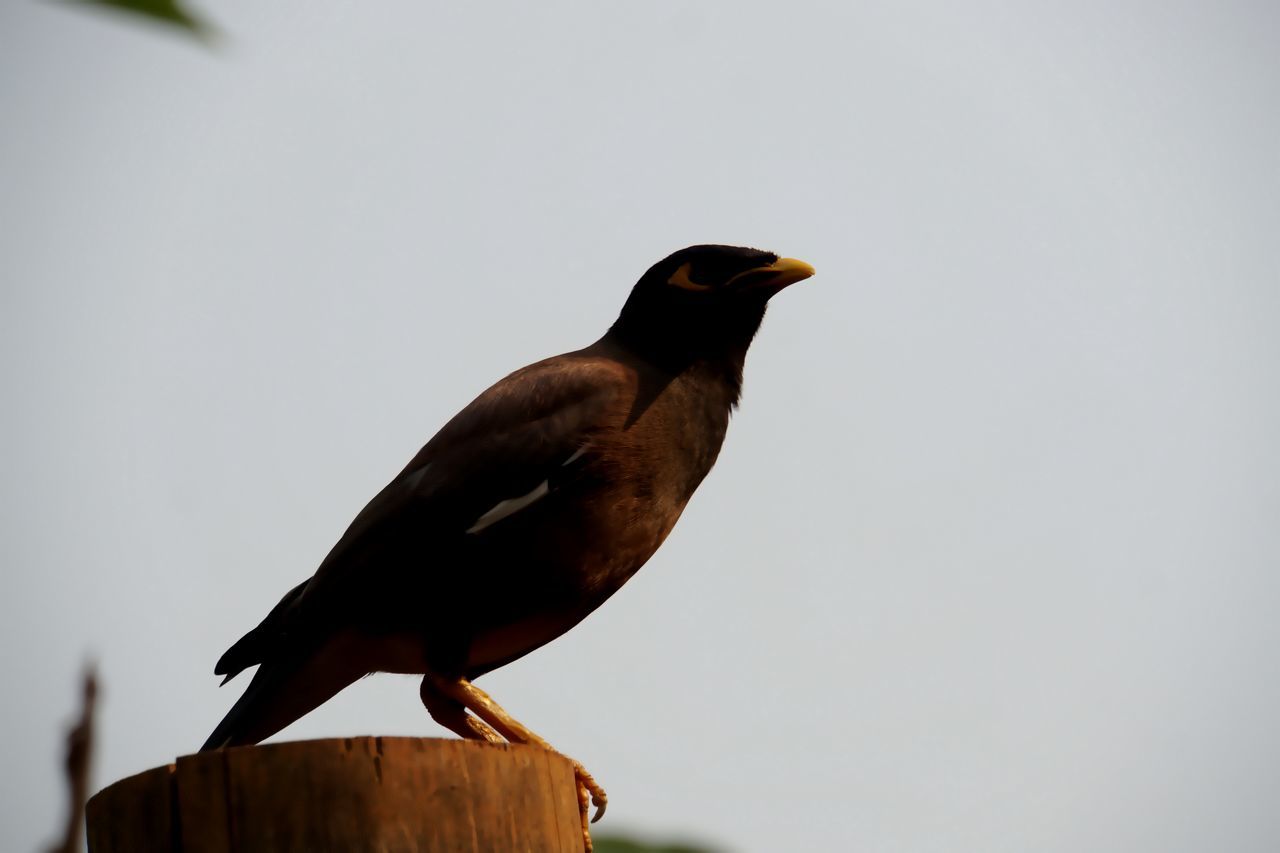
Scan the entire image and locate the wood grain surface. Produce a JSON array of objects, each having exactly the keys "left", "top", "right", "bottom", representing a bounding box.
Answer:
[{"left": 86, "top": 737, "right": 585, "bottom": 852}]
